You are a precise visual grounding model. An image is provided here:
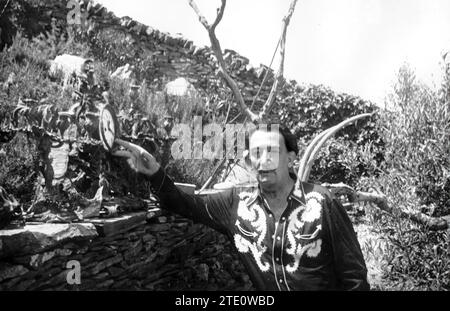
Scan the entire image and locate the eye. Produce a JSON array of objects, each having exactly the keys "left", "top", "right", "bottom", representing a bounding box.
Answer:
[{"left": 250, "top": 148, "right": 260, "bottom": 158}]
